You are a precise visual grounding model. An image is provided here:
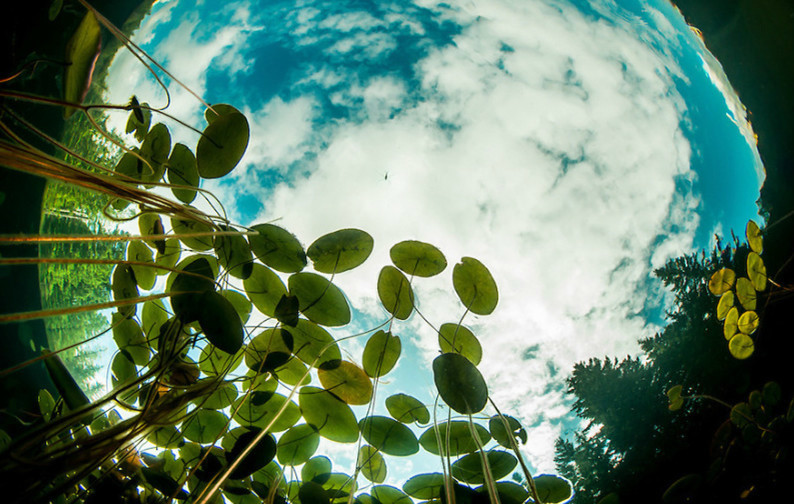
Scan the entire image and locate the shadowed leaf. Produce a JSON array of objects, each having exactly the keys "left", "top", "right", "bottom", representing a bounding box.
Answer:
[{"left": 197, "top": 112, "right": 249, "bottom": 178}]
